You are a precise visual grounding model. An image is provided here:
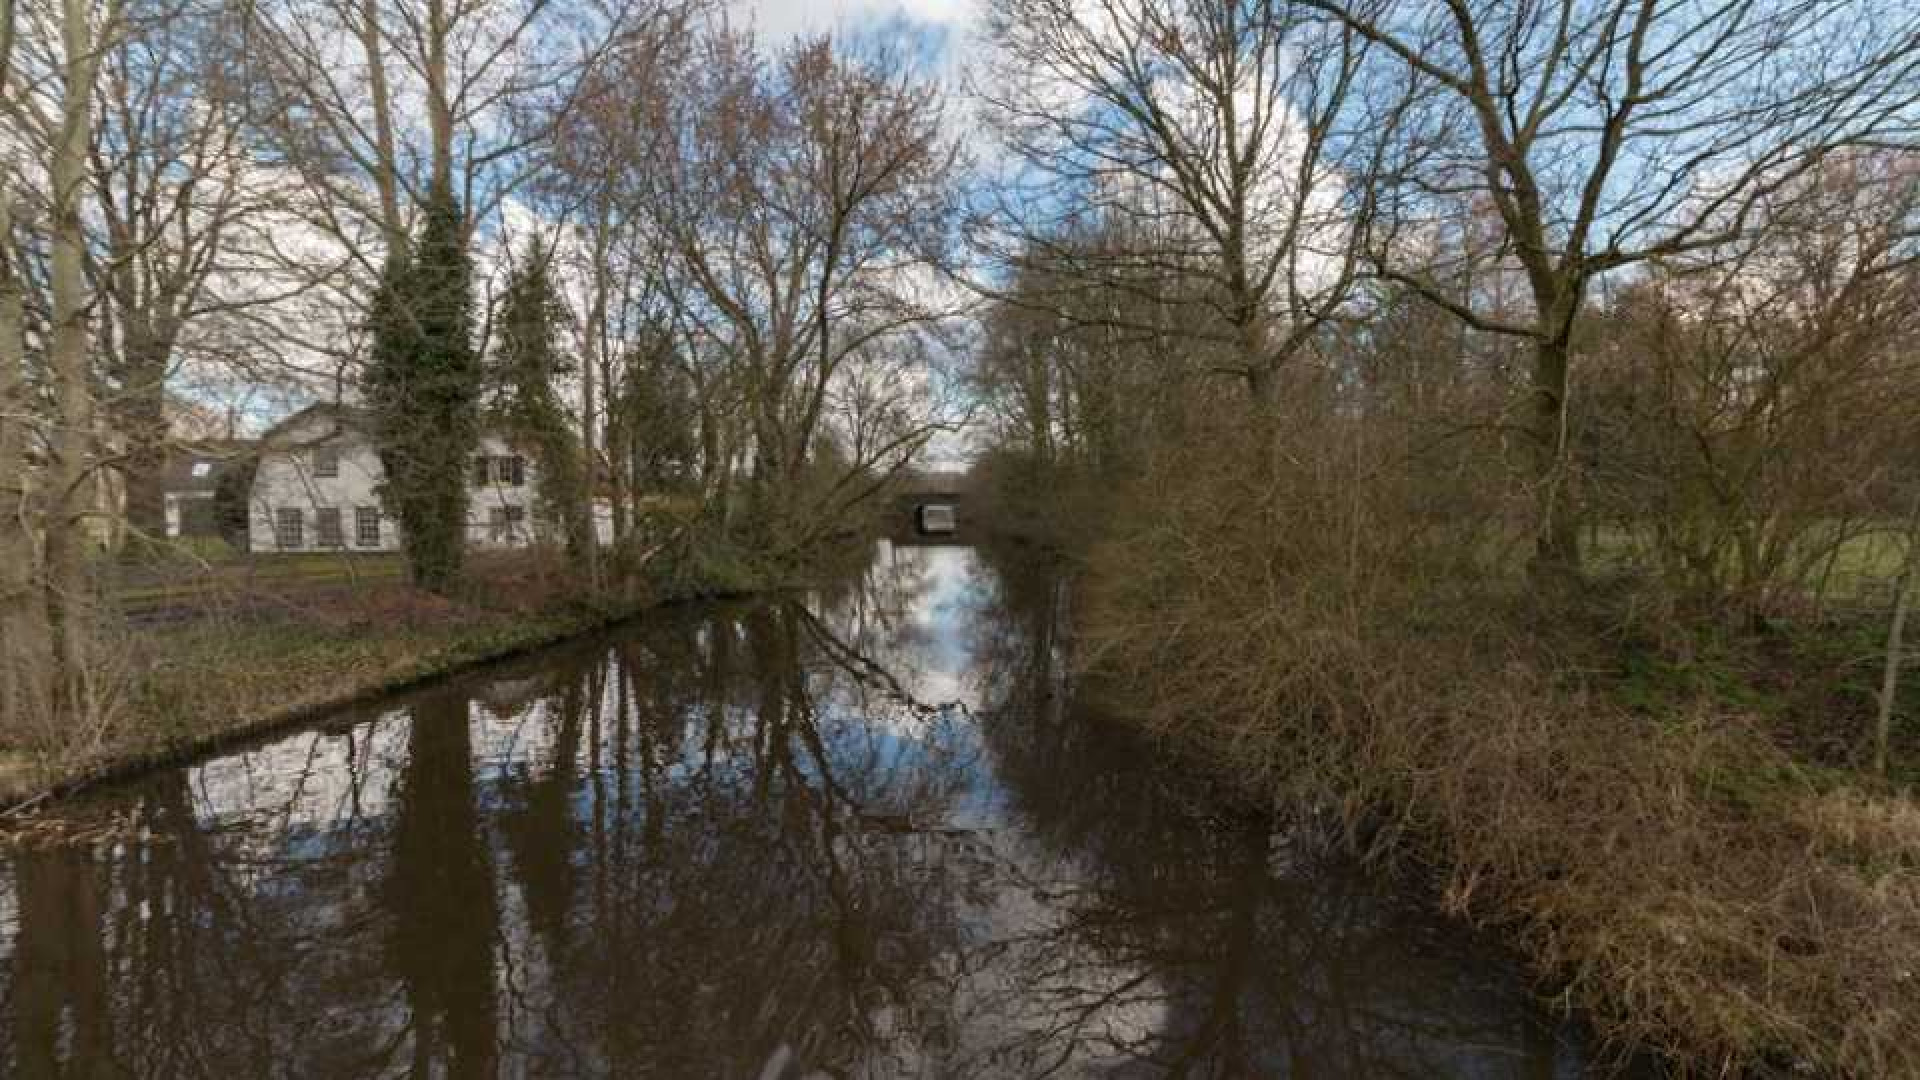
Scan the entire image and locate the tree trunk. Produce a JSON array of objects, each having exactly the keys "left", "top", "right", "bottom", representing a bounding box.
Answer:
[
  {"left": 115, "top": 325, "right": 171, "bottom": 553},
  {"left": 580, "top": 251, "right": 602, "bottom": 588},
  {"left": 1246, "top": 364, "right": 1277, "bottom": 409},
  {"left": 47, "top": 0, "right": 103, "bottom": 684},
  {"left": 0, "top": 181, "right": 53, "bottom": 722},
  {"left": 1240, "top": 308, "right": 1278, "bottom": 409},
  {"left": 357, "top": 0, "right": 404, "bottom": 246},
  {"left": 424, "top": 0, "right": 454, "bottom": 201},
  {"left": 1529, "top": 335, "right": 1581, "bottom": 580},
  {"left": 1873, "top": 497, "right": 1920, "bottom": 777}
]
